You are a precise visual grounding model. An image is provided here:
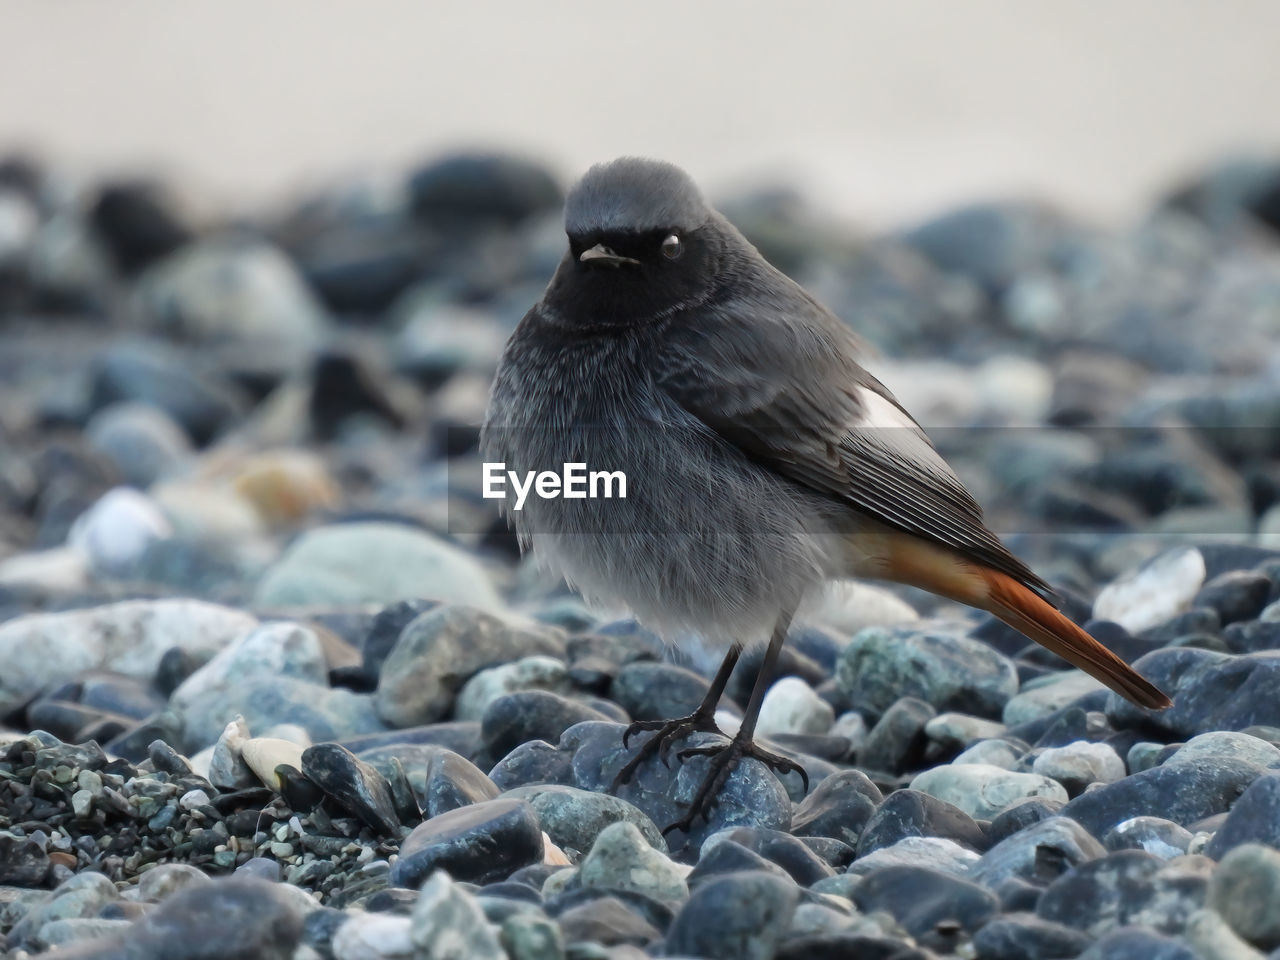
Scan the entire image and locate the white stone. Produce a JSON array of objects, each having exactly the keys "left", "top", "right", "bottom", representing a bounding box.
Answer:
[
  {"left": 68, "top": 487, "right": 173, "bottom": 575},
  {"left": 974, "top": 354, "right": 1053, "bottom": 424},
  {"left": 807, "top": 580, "right": 919, "bottom": 637},
  {"left": 0, "top": 188, "right": 38, "bottom": 266},
  {"left": 332, "top": 913, "right": 413, "bottom": 960},
  {"left": 847, "top": 836, "right": 980, "bottom": 876},
  {"left": 0, "top": 599, "right": 256, "bottom": 700},
  {"left": 756, "top": 676, "right": 835, "bottom": 736},
  {"left": 830, "top": 711, "right": 868, "bottom": 749},
  {"left": 909, "top": 763, "right": 1068, "bottom": 819},
  {"left": 0, "top": 547, "right": 89, "bottom": 592},
  {"left": 954, "top": 739, "right": 1022, "bottom": 770},
  {"left": 1033, "top": 741, "right": 1126, "bottom": 788},
  {"left": 241, "top": 738, "right": 306, "bottom": 790},
  {"left": 1092, "top": 547, "right": 1207, "bottom": 633},
  {"left": 454, "top": 656, "right": 572, "bottom": 722},
  {"left": 924, "top": 712, "right": 1008, "bottom": 751}
]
